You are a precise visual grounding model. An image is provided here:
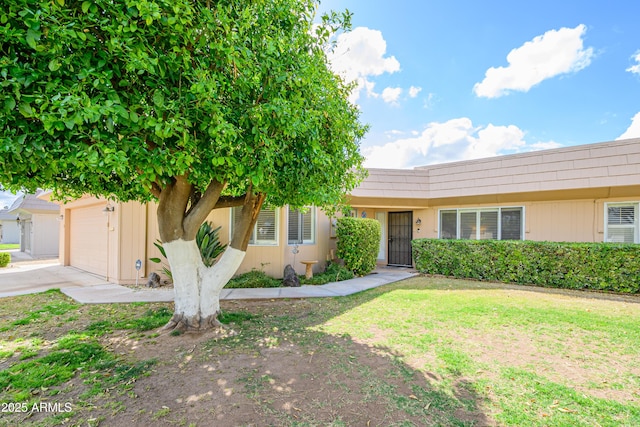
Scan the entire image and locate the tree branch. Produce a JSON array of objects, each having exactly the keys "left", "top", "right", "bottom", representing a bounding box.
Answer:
[
  {"left": 150, "top": 181, "right": 162, "bottom": 198},
  {"left": 214, "top": 195, "right": 247, "bottom": 209},
  {"left": 183, "top": 179, "right": 225, "bottom": 240},
  {"left": 230, "top": 191, "right": 266, "bottom": 251},
  {"left": 157, "top": 174, "right": 191, "bottom": 242}
]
